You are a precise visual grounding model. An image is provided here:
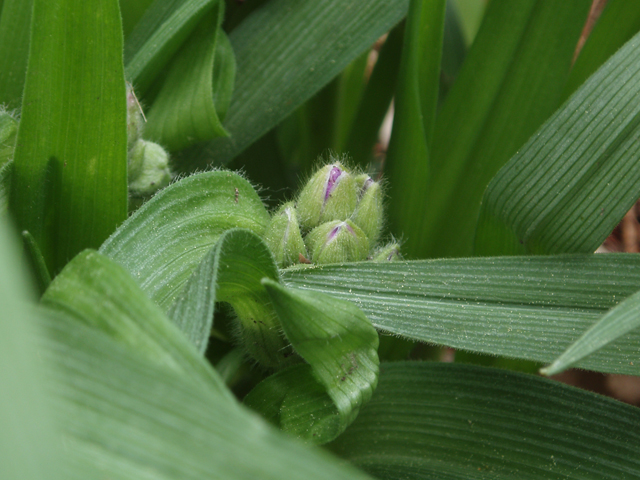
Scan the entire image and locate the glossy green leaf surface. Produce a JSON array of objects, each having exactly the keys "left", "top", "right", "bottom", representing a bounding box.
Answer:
[
  {"left": 543, "top": 288, "right": 640, "bottom": 376},
  {"left": 0, "top": 0, "right": 33, "bottom": 109},
  {"left": 385, "top": 0, "right": 445, "bottom": 258},
  {"left": 145, "top": 3, "right": 235, "bottom": 151},
  {"left": 182, "top": 0, "right": 410, "bottom": 169},
  {"left": 0, "top": 217, "right": 64, "bottom": 480},
  {"left": 99, "top": 171, "right": 269, "bottom": 311},
  {"left": 414, "top": 0, "right": 589, "bottom": 258},
  {"left": 283, "top": 254, "right": 640, "bottom": 375},
  {"left": 246, "top": 279, "right": 379, "bottom": 443},
  {"left": 41, "top": 250, "right": 232, "bottom": 398},
  {"left": 10, "top": 0, "right": 127, "bottom": 274},
  {"left": 124, "top": 0, "right": 217, "bottom": 94},
  {"left": 475, "top": 29, "right": 640, "bottom": 256},
  {"left": 329, "top": 362, "right": 640, "bottom": 480},
  {"left": 38, "top": 310, "right": 375, "bottom": 480}
]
